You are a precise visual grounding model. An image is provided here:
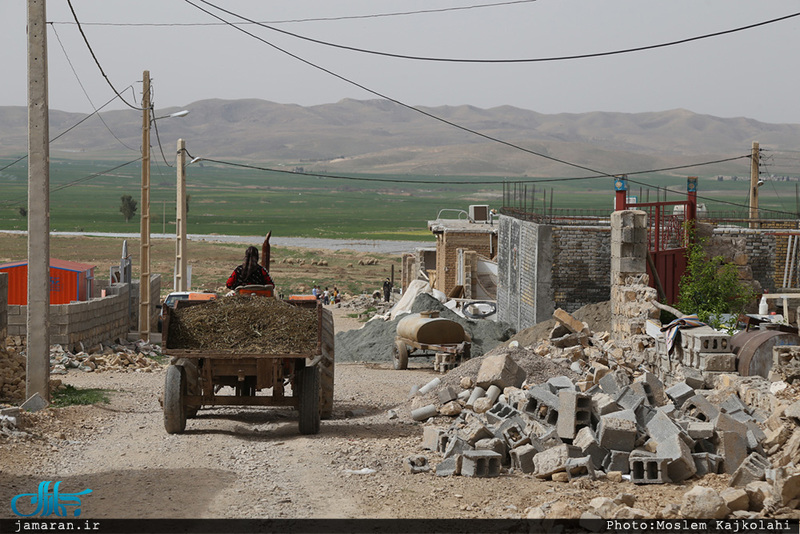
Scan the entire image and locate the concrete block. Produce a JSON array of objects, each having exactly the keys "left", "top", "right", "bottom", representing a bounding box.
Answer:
[
  {"left": 573, "top": 427, "right": 609, "bottom": 469},
  {"left": 729, "top": 452, "right": 770, "bottom": 487},
  {"left": 614, "top": 386, "right": 645, "bottom": 411},
  {"left": 598, "top": 369, "right": 631, "bottom": 396},
  {"left": 485, "top": 402, "right": 521, "bottom": 426},
  {"left": 630, "top": 381, "right": 656, "bottom": 406},
  {"left": 435, "top": 455, "right": 462, "bottom": 477},
  {"left": 604, "top": 450, "right": 631, "bottom": 474},
  {"left": 630, "top": 457, "right": 671, "bottom": 484},
  {"left": 421, "top": 426, "right": 446, "bottom": 451},
  {"left": 546, "top": 375, "right": 577, "bottom": 393},
  {"left": 461, "top": 449, "right": 502, "bottom": 477},
  {"left": 713, "top": 412, "right": 749, "bottom": 437},
  {"left": 476, "top": 352, "right": 527, "bottom": 390},
  {"left": 745, "top": 421, "right": 766, "bottom": 451},
  {"left": 509, "top": 443, "right": 537, "bottom": 474},
  {"left": 719, "top": 394, "right": 750, "bottom": 416},
  {"left": 656, "top": 433, "right": 697, "bottom": 483},
  {"left": 683, "top": 326, "right": 731, "bottom": 353},
  {"left": 459, "top": 420, "right": 494, "bottom": 446},
  {"left": 500, "top": 422, "right": 530, "bottom": 450},
  {"left": 645, "top": 409, "right": 682, "bottom": 445},
  {"left": 717, "top": 431, "right": 749, "bottom": 475},
  {"left": 403, "top": 455, "right": 431, "bottom": 474},
  {"left": 681, "top": 368, "right": 706, "bottom": 390},
  {"left": 591, "top": 392, "right": 620, "bottom": 416},
  {"left": 438, "top": 386, "right": 458, "bottom": 404},
  {"left": 682, "top": 394, "right": 720, "bottom": 422},
  {"left": 524, "top": 386, "right": 560, "bottom": 425},
  {"left": 554, "top": 308, "right": 590, "bottom": 334},
  {"left": 687, "top": 421, "right": 715, "bottom": 440},
  {"left": 665, "top": 381, "right": 694, "bottom": 408},
  {"left": 530, "top": 428, "right": 561, "bottom": 453},
  {"left": 636, "top": 371, "right": 666, "bottom": 406},
  {"left": 699, "top": 352, "right": 737, "bottom": 372},
  {"left": 556, "top": 390, "right": 592, "bottom": 441},
  {"left": 443, "top": 436, "right": 472, "bottom": 459},
  {"left": 720, "top": 488, "right": 750, "bottom": 513},
  {"left": 475, "top": 437, "right": 507, "bottom": 462},
  {"left": 693, "top": 452, "right": 723, "bottom": 476},
  {"left": 533, "top": 444, "right": 582, "bottom": 479},
  {"left": 21, "top": 393, "right": 49, "bottom": 412},
  {"left": 598, "top": 409, "right": 637, "bottom": 452},
  {"left": 566, "top": 456, "right": 596, "bottom": 480}
]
